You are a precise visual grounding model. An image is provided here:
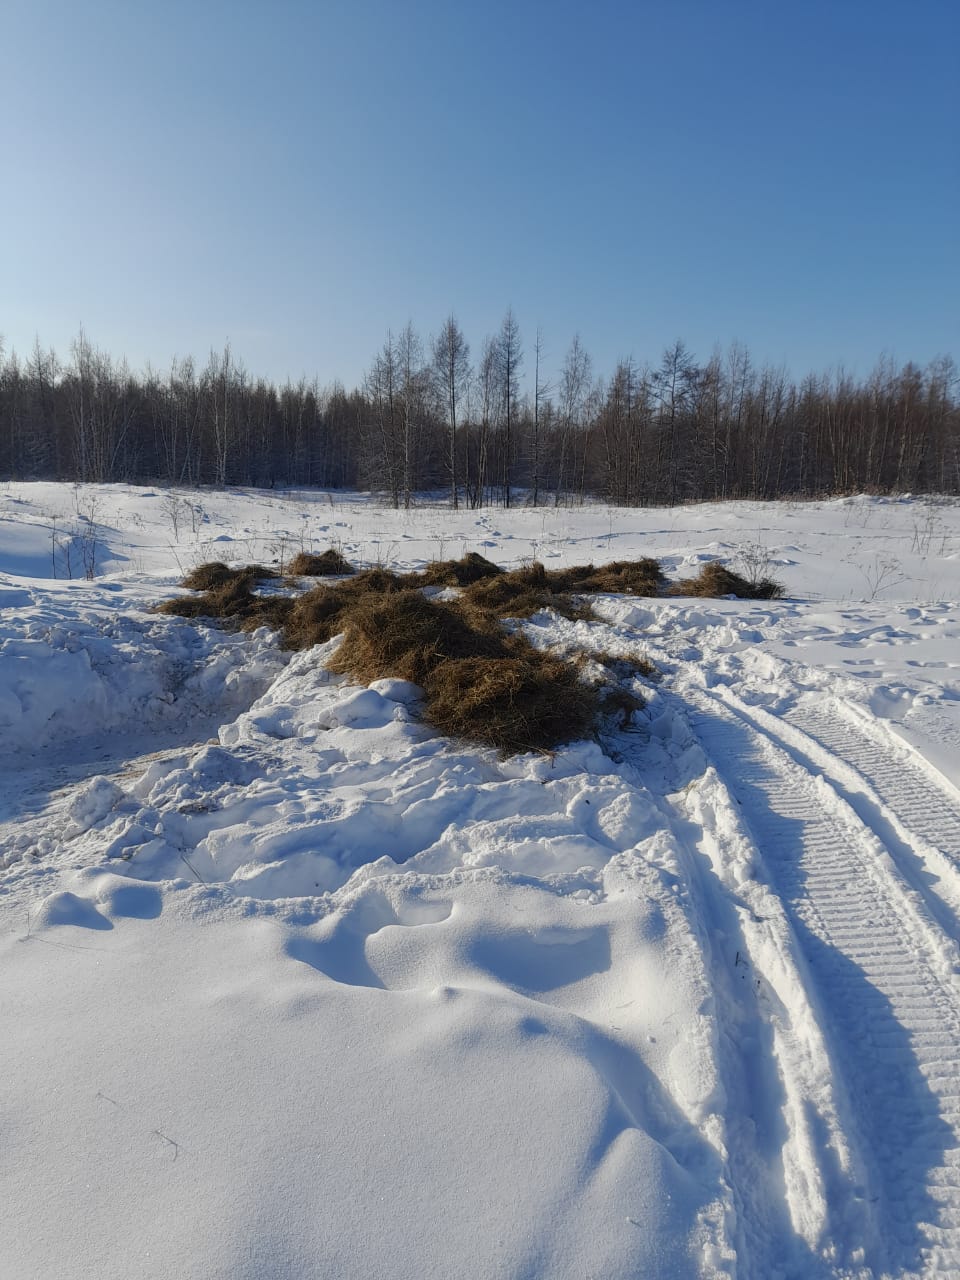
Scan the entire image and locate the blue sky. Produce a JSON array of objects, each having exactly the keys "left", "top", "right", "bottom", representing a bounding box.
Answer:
[{"left": 2, "top": 0, "right": 957, "bottom": 389}]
